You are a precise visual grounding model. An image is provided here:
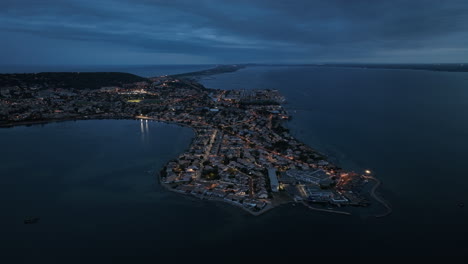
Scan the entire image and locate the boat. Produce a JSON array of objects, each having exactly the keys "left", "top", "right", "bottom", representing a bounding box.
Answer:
[{"left": 24, "top": 217, "right": 40, "bottom": 224}]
